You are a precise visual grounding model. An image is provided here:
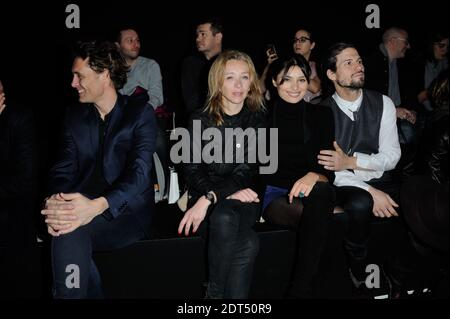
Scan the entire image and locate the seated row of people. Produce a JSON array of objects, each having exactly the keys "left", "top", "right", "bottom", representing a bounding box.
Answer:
[
  {"left": 3, "top": 35, "right": 446, "bottom": 298},
  {"left": 176, "top": 44, "right": 408, "bottom": 298},
  {"left": 46, "top": 39, "right": 447, "bottom": 298}
]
